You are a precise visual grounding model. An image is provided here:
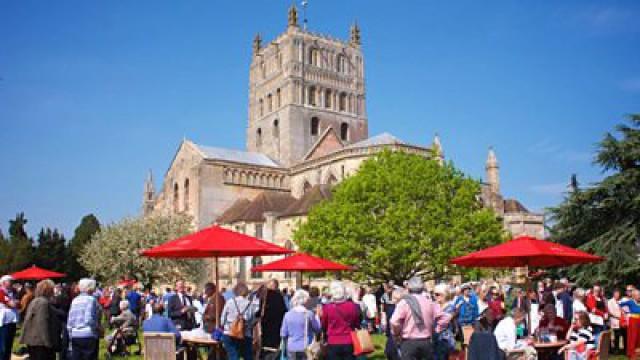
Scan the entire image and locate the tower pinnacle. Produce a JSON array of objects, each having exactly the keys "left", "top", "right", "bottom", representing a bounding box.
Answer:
[
  {"left": 142, "top": 170, "right": 155, "bottom": 216},
  {"left": 350, "top": 22, "right": 361, "bottom": 46},
  {"left": 432, "top": 133, "right": 444, "bottom": 165},
  {"left": 486, "top": 147, "right": 500, "bottom": 194},
  {"left": 253, "top": 33, "right": 262, "bottom": 56},
  {"left": 288, "top": 5, "right": 298, "bottom": 28}
]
